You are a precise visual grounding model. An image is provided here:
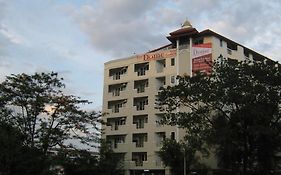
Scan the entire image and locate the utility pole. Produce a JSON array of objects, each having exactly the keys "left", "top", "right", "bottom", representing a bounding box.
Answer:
[{"left": 184, "top": 148, "right": 186, "bottom": 175}]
